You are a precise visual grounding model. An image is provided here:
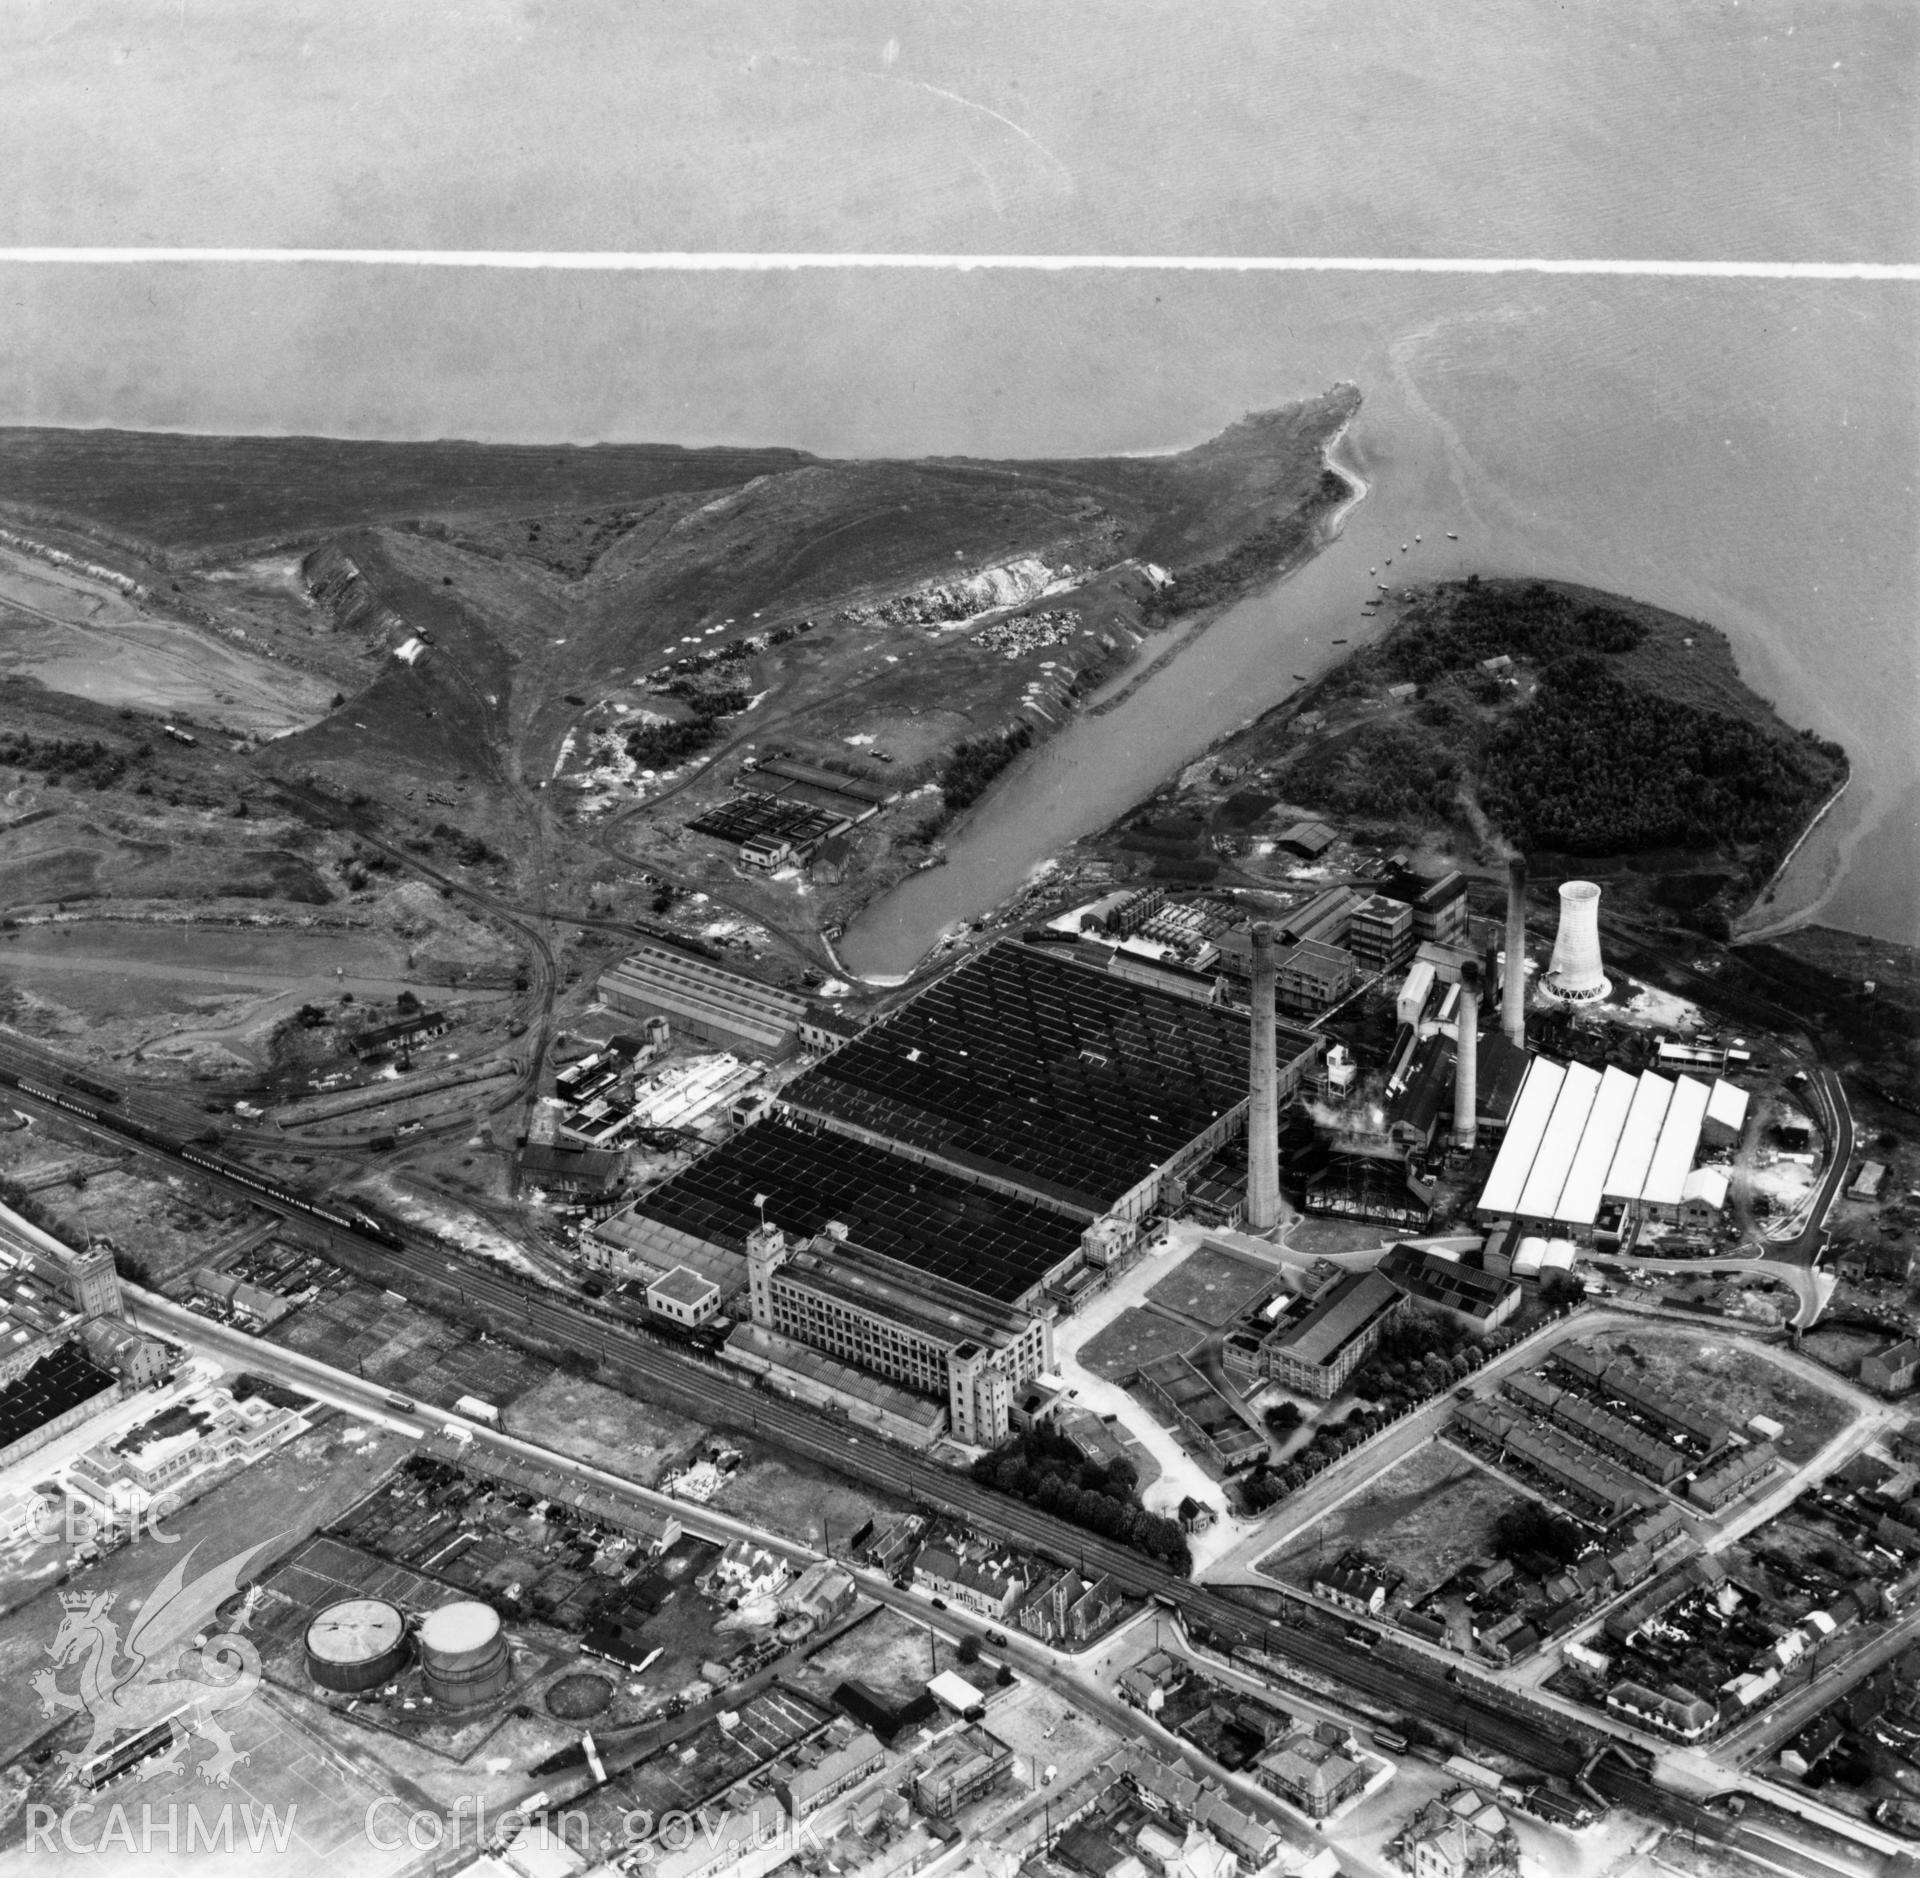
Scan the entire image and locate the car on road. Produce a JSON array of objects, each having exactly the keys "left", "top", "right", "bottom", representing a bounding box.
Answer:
[
  {"left": 929, "top": 1597, "right": 947, "bottom": 1611},
  {"left": 985, "top": 1629, "right": 1007, "bottom": 1647}
]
